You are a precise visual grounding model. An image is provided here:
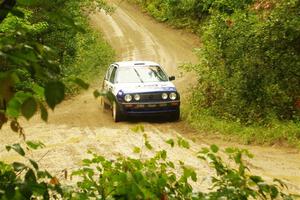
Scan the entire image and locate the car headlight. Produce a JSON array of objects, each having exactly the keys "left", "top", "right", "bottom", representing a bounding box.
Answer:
[
  {"left": 134, "top": 94, "right": 140, "bottom": 101},
  {"left": 169, "top": 92, "right": 177, "bottom": 100},
  {"left": 124, "top": 94, "right": 132, "bottom": 102},
  {"left": 162, "top": 93, "right": 168, "bottom": 100}
]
